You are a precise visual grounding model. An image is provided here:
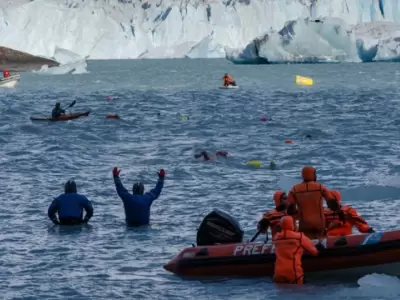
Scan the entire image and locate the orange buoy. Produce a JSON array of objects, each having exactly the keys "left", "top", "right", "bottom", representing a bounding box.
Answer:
[
  {"left": 284, "top": 140, "right": 293, "bottom": 144},
  {"left": 106, "top": 114, "right": 120, "bottom": 119}
]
